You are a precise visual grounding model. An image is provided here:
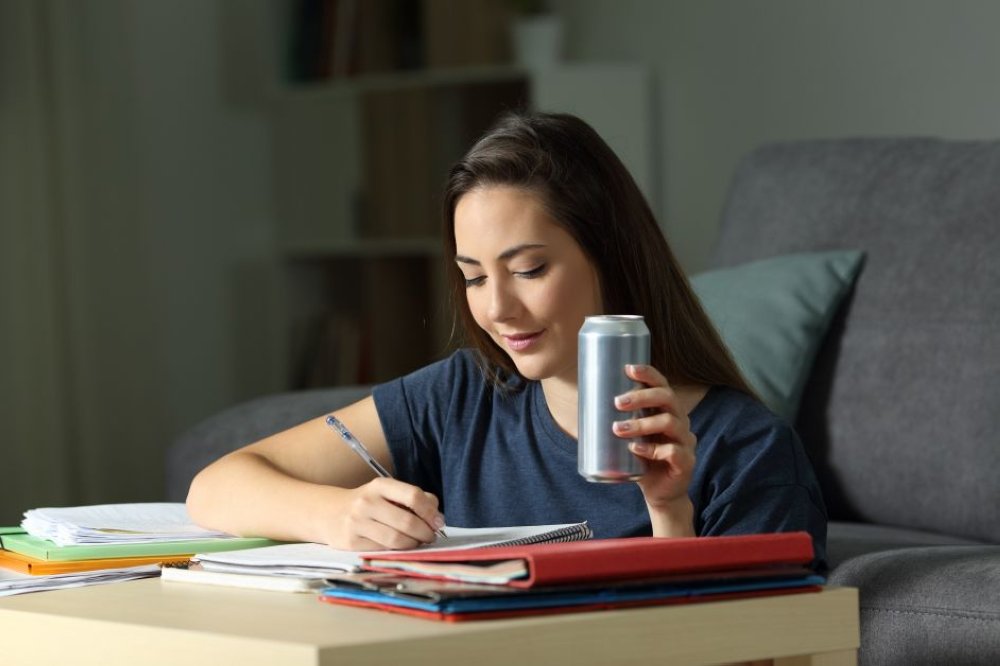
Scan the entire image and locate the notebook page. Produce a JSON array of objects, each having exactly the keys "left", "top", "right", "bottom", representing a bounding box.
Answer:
[
  {"left": 22, "top": 503, "right": 229, "bottom": 545},
  {"left": 195, "top": 523, "right": 590, "bottom": 574}
]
